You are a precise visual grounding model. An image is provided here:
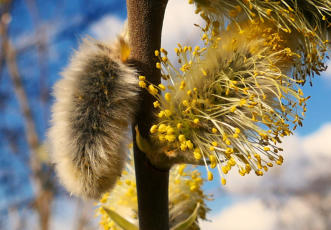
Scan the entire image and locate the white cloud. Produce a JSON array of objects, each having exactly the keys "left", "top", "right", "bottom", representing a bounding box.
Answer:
[
  {"left": 162, "top": 0, "right": 203, "bottom": 54},
  {"left": 221, "top": 123, "right": 331, "bottom": 194},
  {"left": 202, "top": 195, "right": 329, "bottom": 230},
  {"left": 160, "top": 0, "right": 204, "bottom": 84},
  {"left": 201, "top": 199, "right": 276, "bottom": 230},
  {"left": 278, "top": 197, "right": 326, "bottom": 230},
  {"left": 89, "top": 15, "right": 124, "bottom": 41},
  {"left": 302, "top": 124, "right": 331, "bottom": 180},
  {"left": 323, "top": 59, "right": 331, "bottom": 82},
  {"left": 302, "top": 123, "right": 331, "bottom": 156},
  {"left": 88, "top": 0, "right": 202, "bottom": 61},
  {"left": 203, "top": 123, "right": 331, "bottom": 230}
]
